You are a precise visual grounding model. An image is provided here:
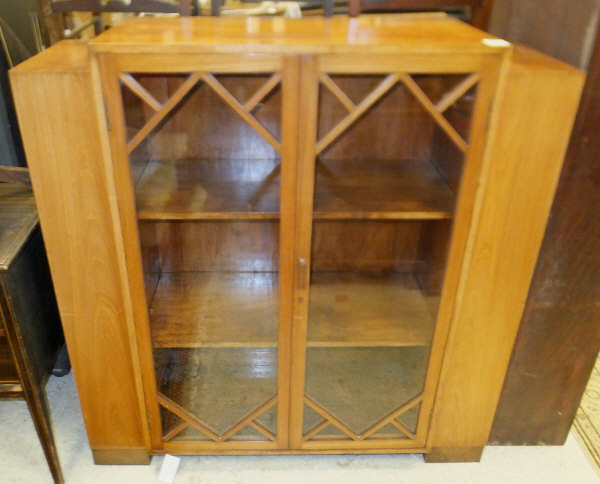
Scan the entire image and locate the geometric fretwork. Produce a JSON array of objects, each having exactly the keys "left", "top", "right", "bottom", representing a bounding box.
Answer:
[
  {"left": 316, "top": 72, "right": 479, "bottom": 155},
  {"left": 302, "top": 393, "right": 423, "bottom": 442},
  {"left": 158, "top": 392, "right": 278, "bottom": 442},
  {"left": 120, "top": 71, "right": 282, "bottom": 155}
]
